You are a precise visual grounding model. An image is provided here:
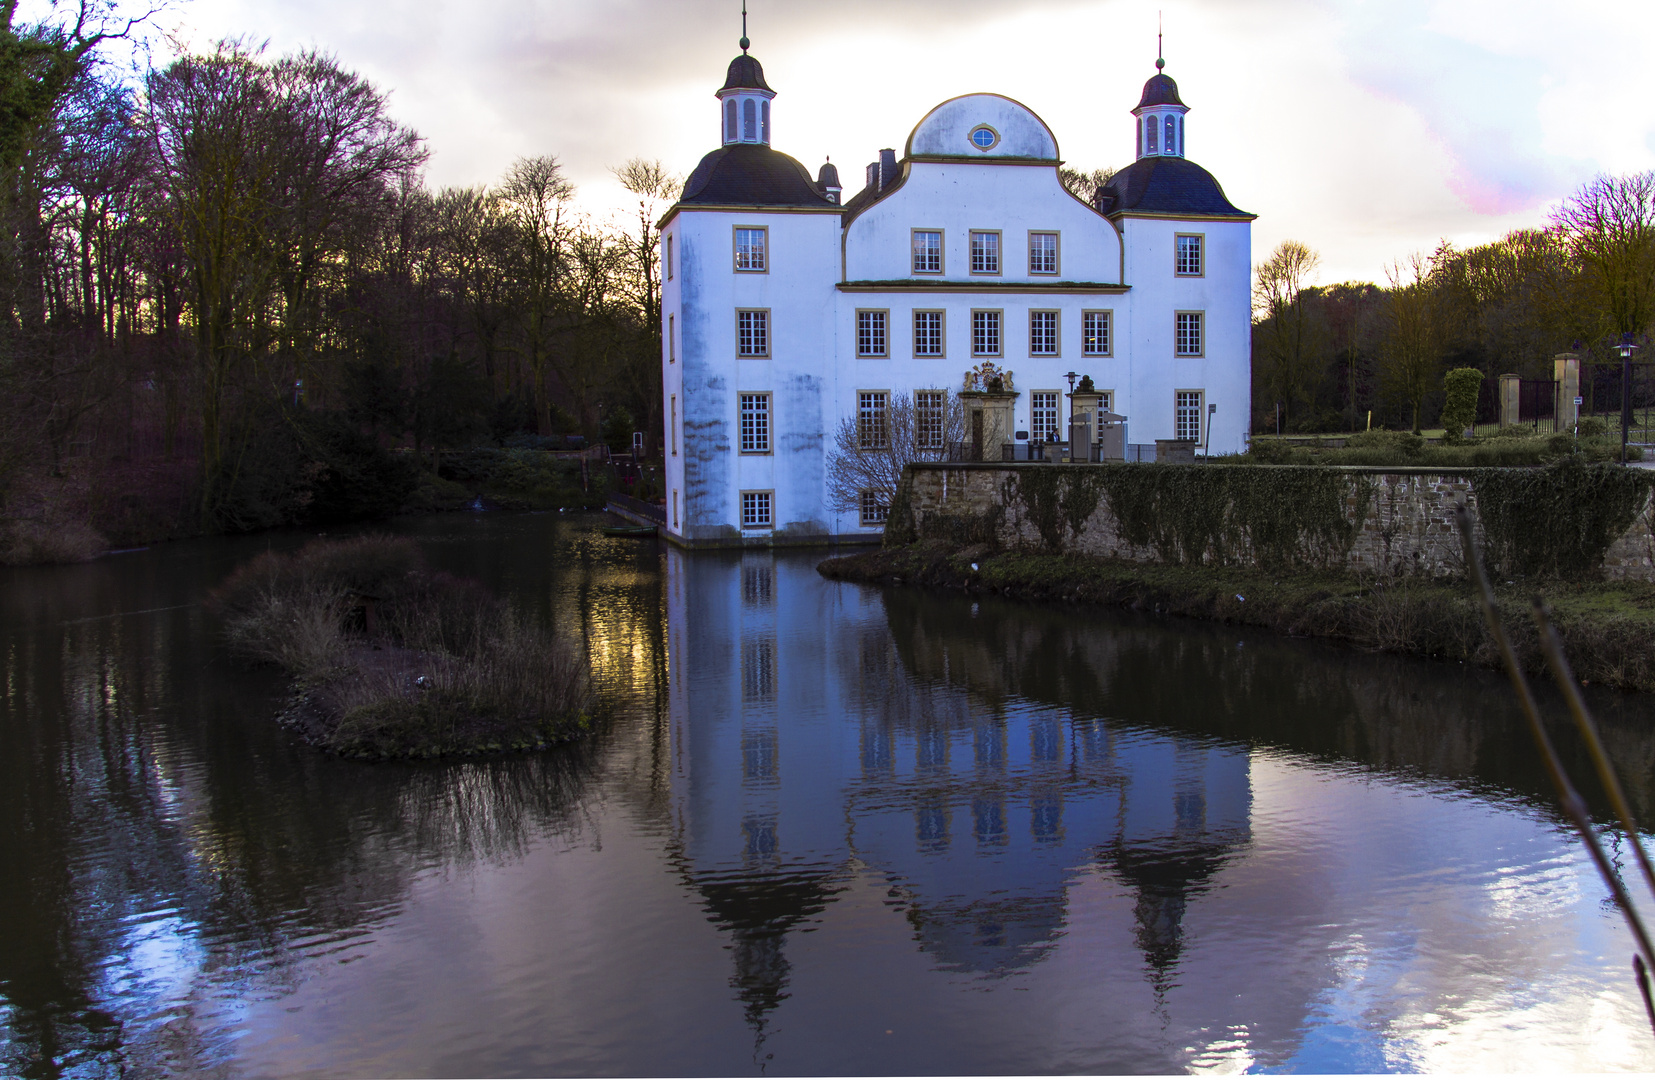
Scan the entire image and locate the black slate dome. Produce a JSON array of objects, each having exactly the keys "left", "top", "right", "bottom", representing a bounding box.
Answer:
[
  {"left": 680, "top": 143, "right": 835, "bottom": 207},
  {"left": 1136, "top": 72, "right": 1185, "bottom": 109},
  {"left": 1095, "top": 156, "right": 1250, "bottom": 217},
  {"left": 721, "top": 53, "right": 772, "bottom": 93}
]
